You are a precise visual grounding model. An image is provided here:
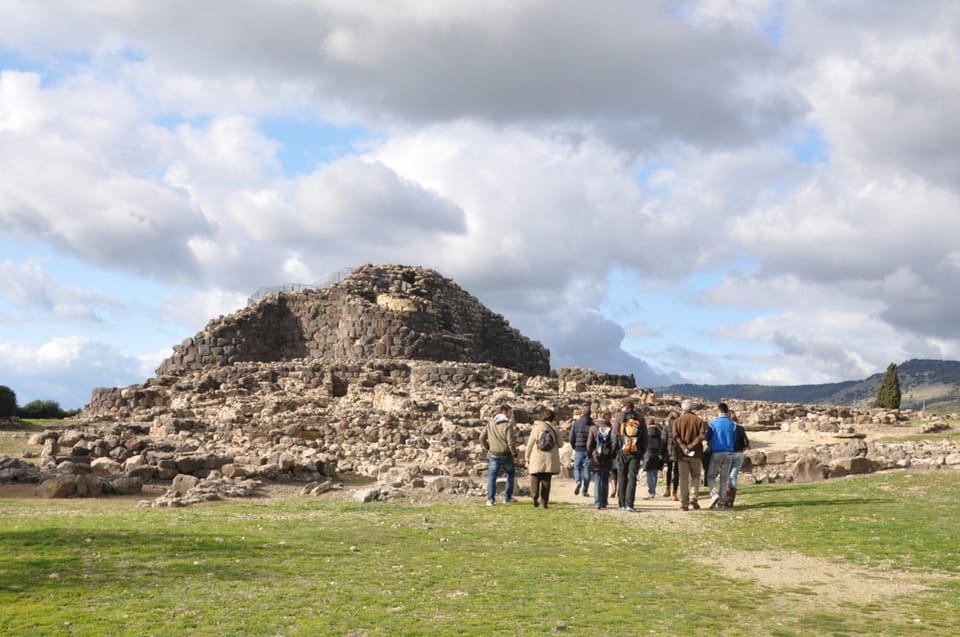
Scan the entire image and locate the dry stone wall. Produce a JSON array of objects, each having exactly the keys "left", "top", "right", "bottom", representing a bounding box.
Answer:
[{"left": 12, "top": 359, "right": 933, "bottom": 499}]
